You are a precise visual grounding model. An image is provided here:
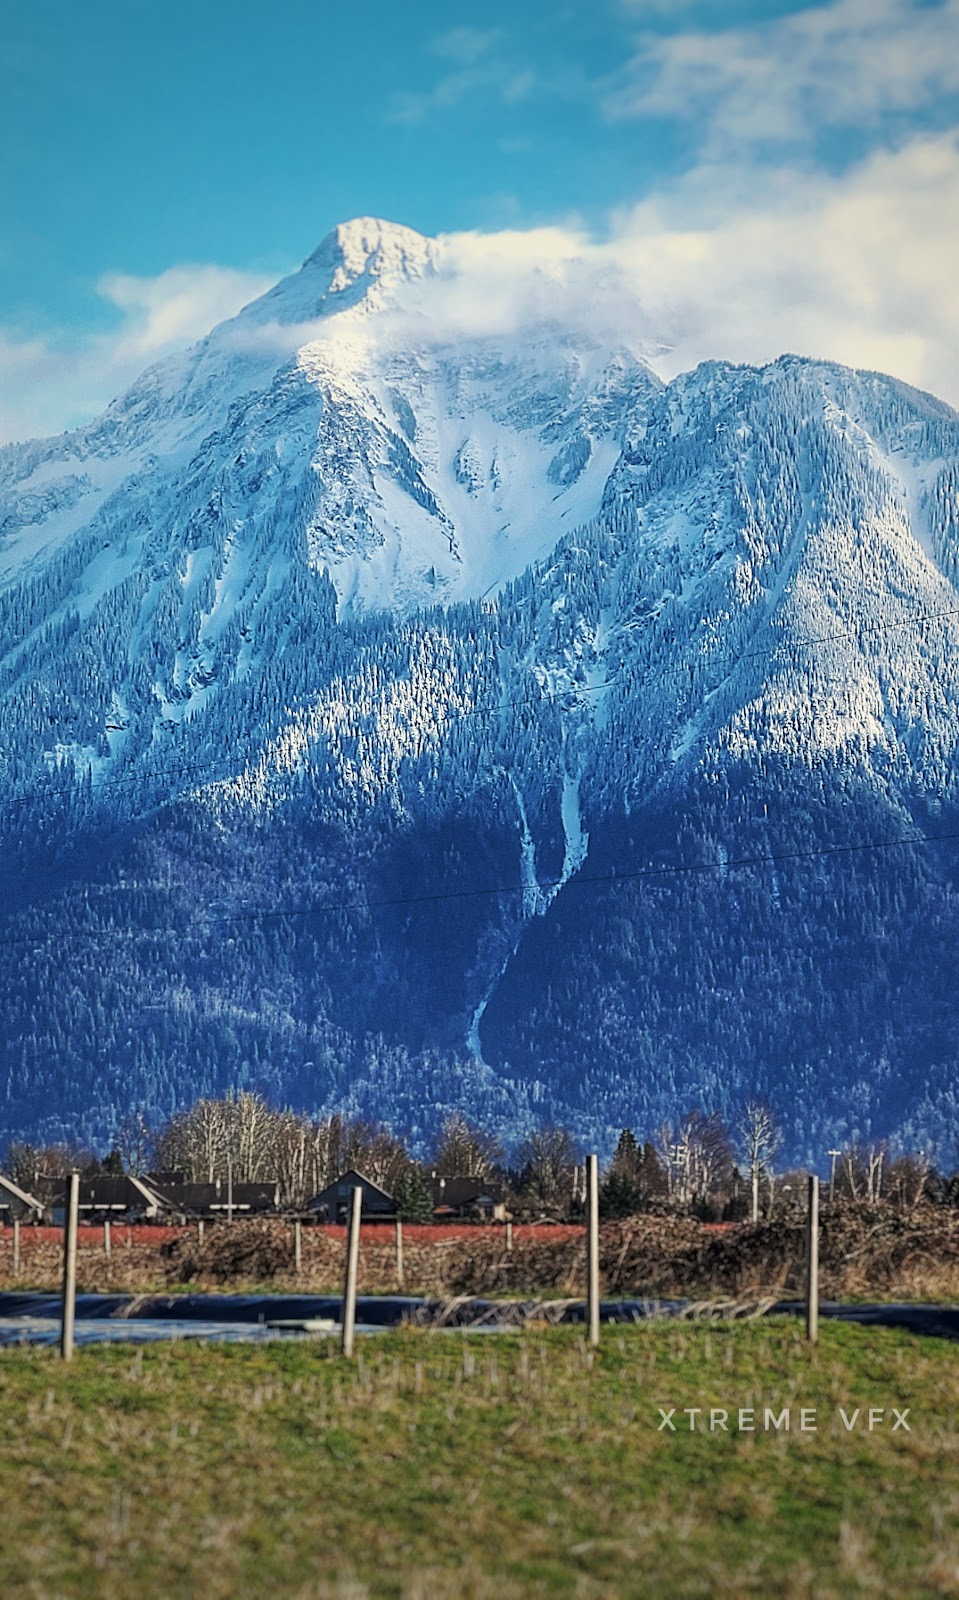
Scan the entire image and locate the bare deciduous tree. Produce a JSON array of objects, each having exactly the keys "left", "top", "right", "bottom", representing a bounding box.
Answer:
[
  {"left": 839, "top": 1141, "right": 887, "bottom": 1206},
  {"left": 115, "top": 1110, "right": 154, "bottom": 1176},
  {"left": 659, "top": 1111, "right": 733, "bottom": 1208},
  {"left": 737, "top": 1101, "right": 783, "bottom": 1222},
  {"left": 433, "top": 1112, "right": 502, "bottom": 1179},
  {"left": 886, "top": 1150, "right": 932, "bottom": 1212},
  {"left": 518, "top": 1125, "right": 577, "bottom": 1211}
]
